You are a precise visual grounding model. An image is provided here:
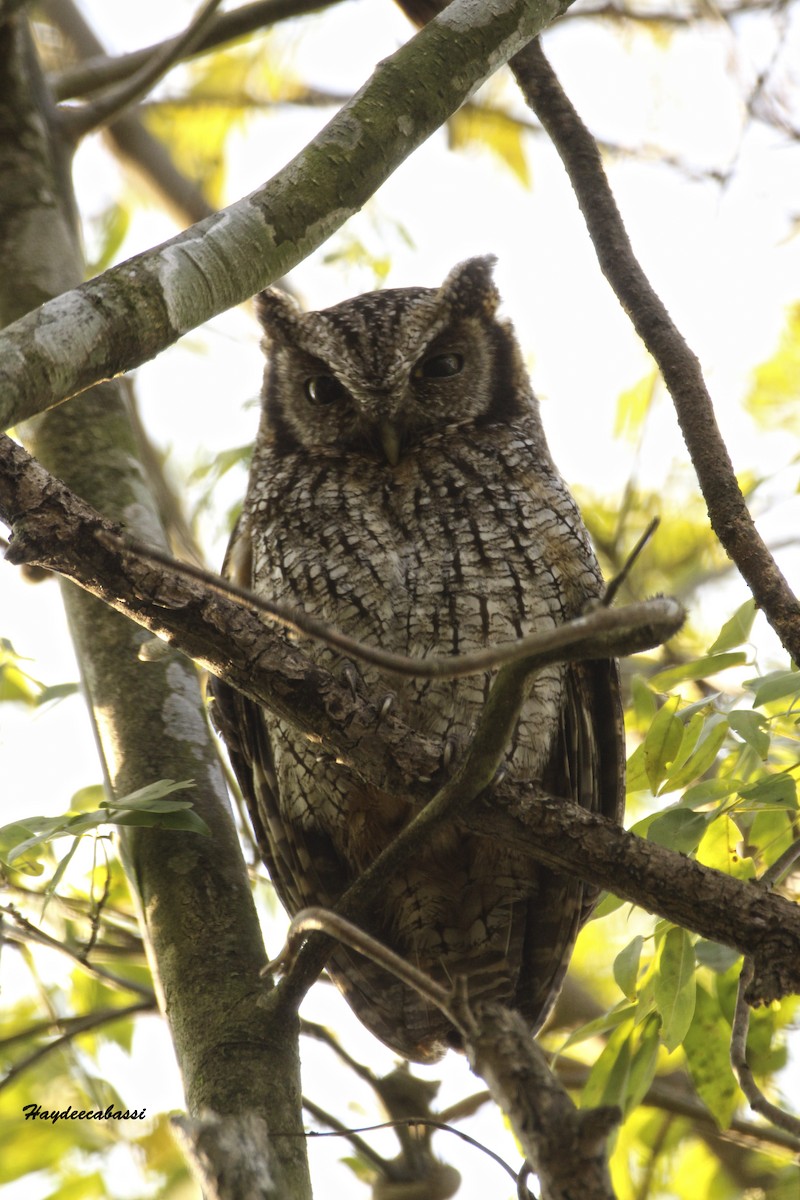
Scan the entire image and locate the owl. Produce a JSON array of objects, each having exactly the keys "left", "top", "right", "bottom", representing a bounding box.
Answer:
[{"left": 213, "top": 257, "right": 624, "bottom": 1062}]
